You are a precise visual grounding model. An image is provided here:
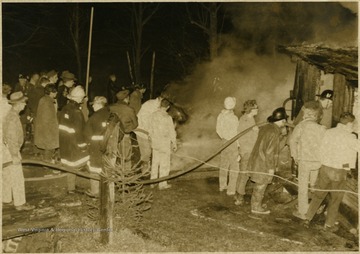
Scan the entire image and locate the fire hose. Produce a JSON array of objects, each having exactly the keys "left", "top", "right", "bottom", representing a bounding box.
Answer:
[{"left": 22, "top": 122, "right": 267, "bottom": 183}]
